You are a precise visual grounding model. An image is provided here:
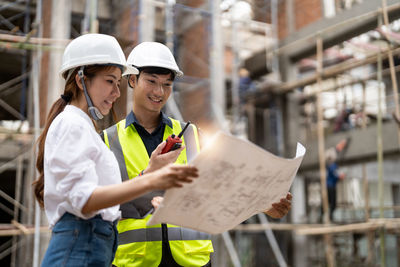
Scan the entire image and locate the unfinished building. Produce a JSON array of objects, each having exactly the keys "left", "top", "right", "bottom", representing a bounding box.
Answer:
[{"left": 0, "top": 0, "right": 400, "bottom": 266}]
